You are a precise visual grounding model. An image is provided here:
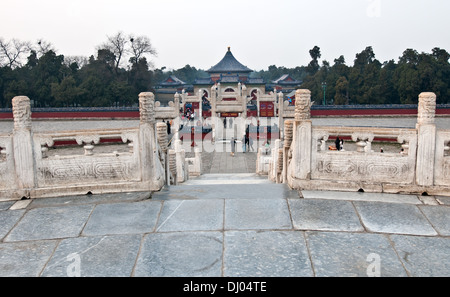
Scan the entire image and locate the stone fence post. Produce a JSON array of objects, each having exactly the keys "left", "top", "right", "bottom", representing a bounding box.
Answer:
[
  {"left": 416, "top": 92, "right": 437, "bottom": 187},
  {"left": 12, "top": 96, "right": 36, "bottom": 196},
  {"left": 291, "top": 89, "right": 313, "bottom": 180},
  {"left": 139, "top": 92, "right": 164, "bottom": 190}
]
